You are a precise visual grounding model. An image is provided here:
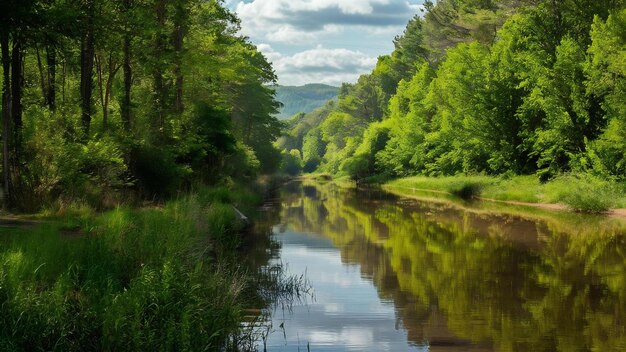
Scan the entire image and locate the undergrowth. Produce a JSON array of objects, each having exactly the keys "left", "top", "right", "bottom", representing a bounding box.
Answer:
[{"left": 0, "top": 184, "right": 286, "bottom": 351}]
